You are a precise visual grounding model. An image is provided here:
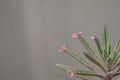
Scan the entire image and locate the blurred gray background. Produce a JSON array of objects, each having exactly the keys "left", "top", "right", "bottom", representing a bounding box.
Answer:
[{"left": 0, "top": 0, "right": 120, "bottom": 80}]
